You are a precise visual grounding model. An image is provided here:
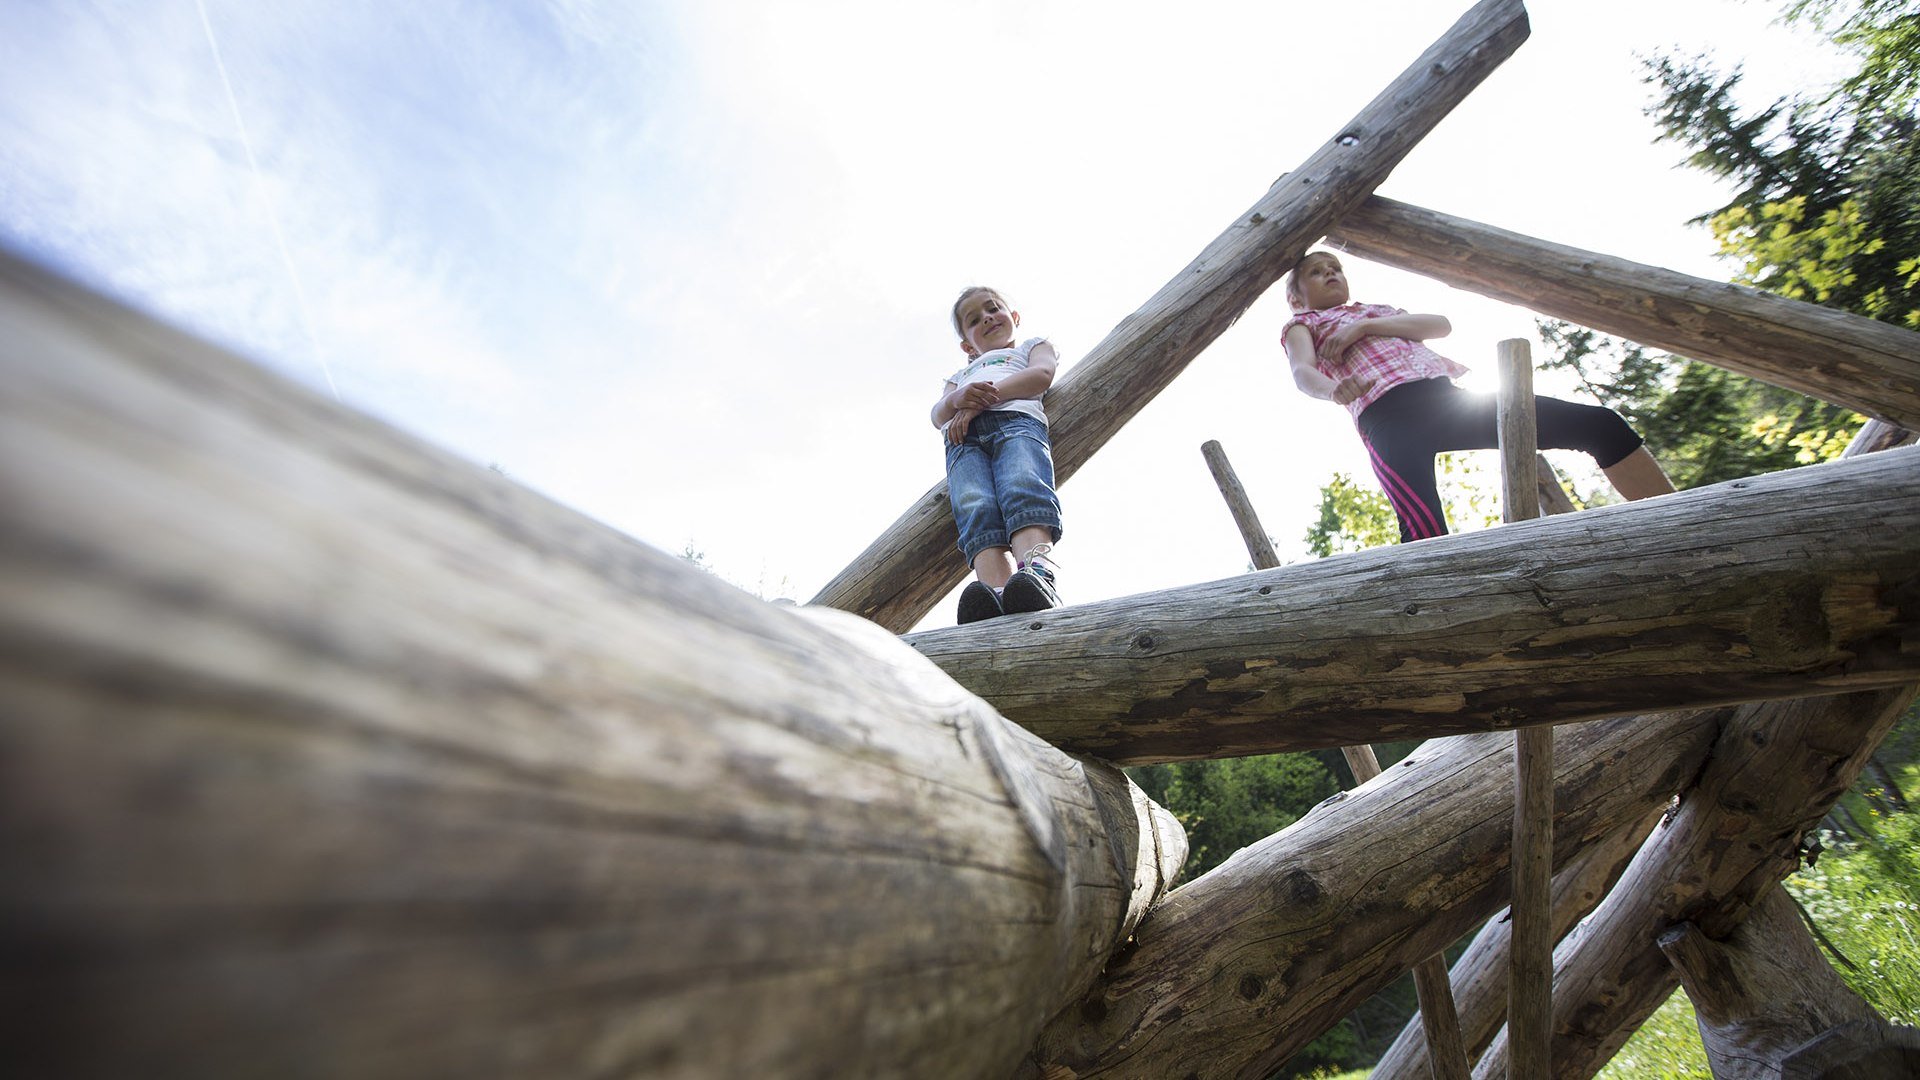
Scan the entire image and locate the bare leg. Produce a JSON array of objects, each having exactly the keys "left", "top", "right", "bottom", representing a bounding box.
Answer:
[
  {"left": 1603, "top": 446, "right": 1676, "bottom": 501},
  {"left": 1010, "top": 526, "right": 1055, "bottom": 566},
  {"left": 972, "top": 546, "right": 1016, "bottom": 589}
]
